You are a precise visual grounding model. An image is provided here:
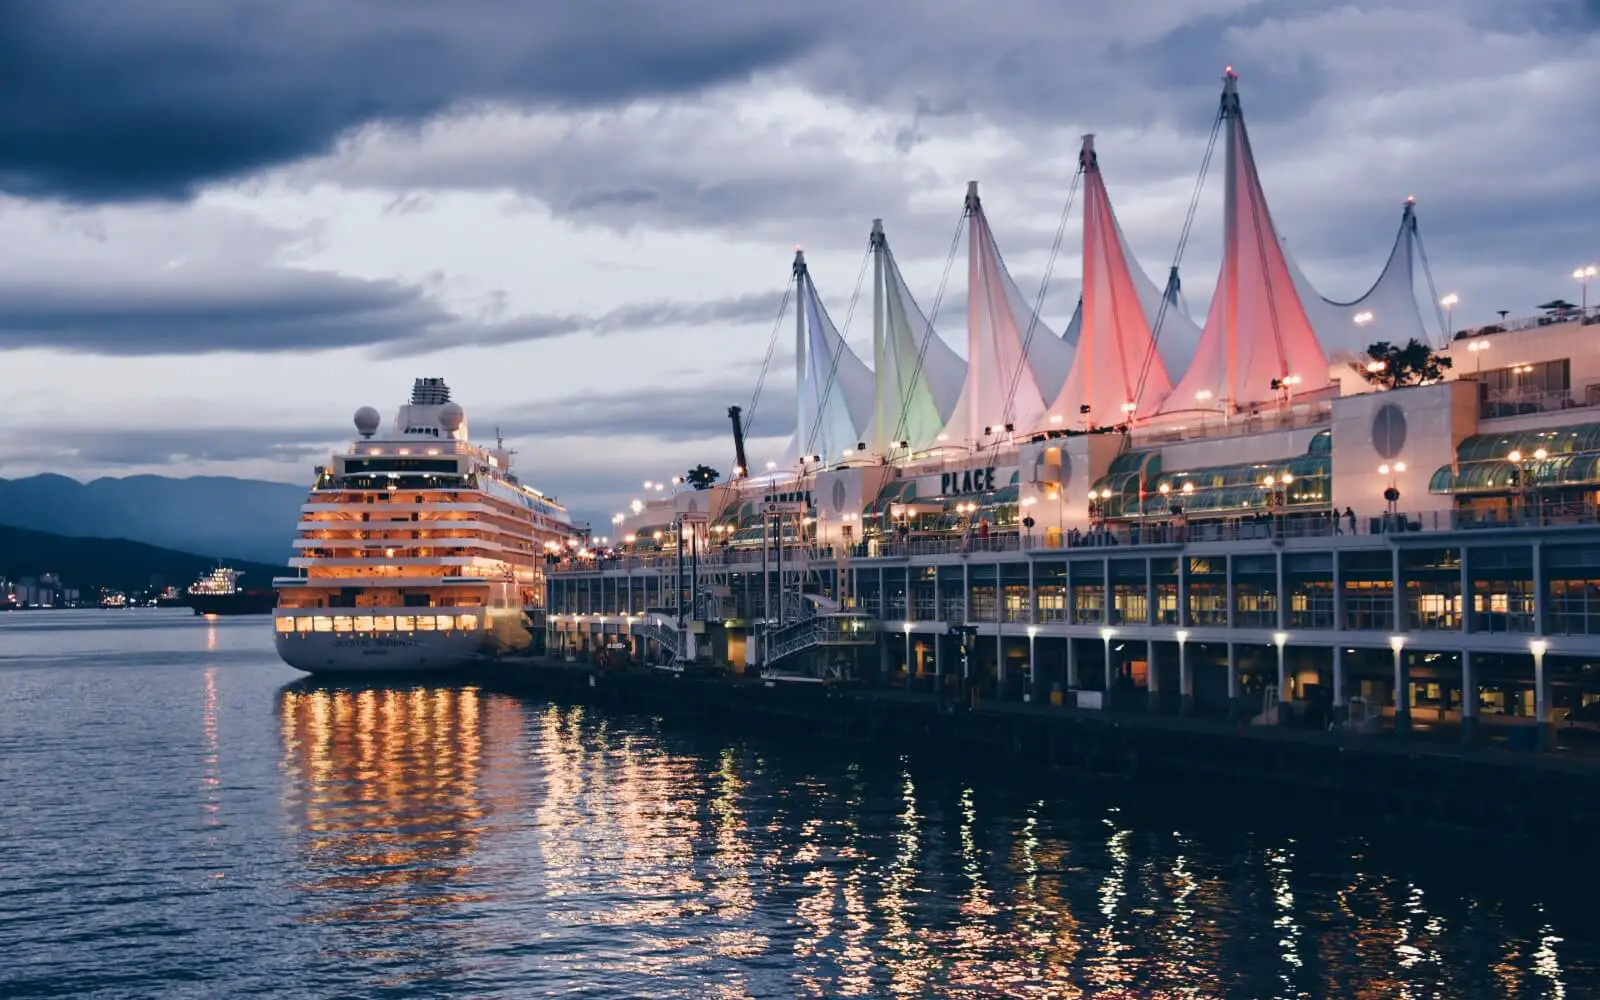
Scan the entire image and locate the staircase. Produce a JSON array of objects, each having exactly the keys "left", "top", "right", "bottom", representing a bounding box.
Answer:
[
  {"left": 763, "top": 611, "right": 877, "bottom": 666},
  {"left": 630, "top": 616, "right": 684, "bottom": 660}
]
